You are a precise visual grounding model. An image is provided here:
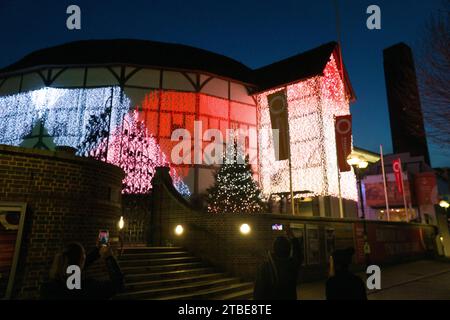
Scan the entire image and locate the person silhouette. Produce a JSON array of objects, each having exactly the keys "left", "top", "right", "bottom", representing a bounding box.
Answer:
[{"left": 326, "top": 247, "right": 367, "bottom": 300}]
